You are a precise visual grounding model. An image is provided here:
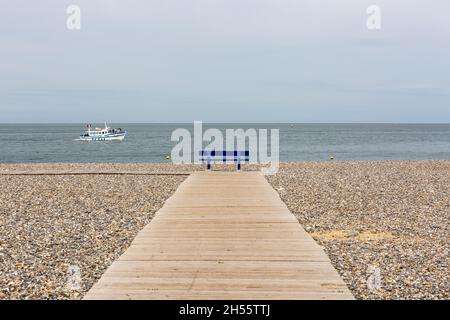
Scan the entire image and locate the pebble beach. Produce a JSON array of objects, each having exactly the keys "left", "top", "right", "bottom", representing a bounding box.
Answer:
[
  {"left": 0, "top": 168, "right": 186, "bottom": 299},
  {"left": 0, "top": 161, "right": 449, "bottom": 300},
  {"left": 268, "top": 161, "right": 449, "bottom": 300}
]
